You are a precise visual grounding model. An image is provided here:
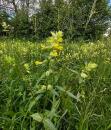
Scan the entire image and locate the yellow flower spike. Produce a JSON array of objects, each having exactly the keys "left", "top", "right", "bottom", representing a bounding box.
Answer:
[
  {"left": 52, "top": 43, "right": 63, "bottom": 51},
  {"left": 48, "top": 31, "right": 63, "bottom": 44},
  {"left": 47, "top": 37, "right": 54, "bottom": 44},
  {"left": 50, "top": 50, "right": 58, "bottom": 57},
  {"left": 35, "top": 61, "right": 43, "bottom": 65},
  {"left": 57, "top": 45, "right": 63, "bottom": 51},
  {"left": 57, "top": 31, "right": 63, "bottom": 37},
  {"left": 51, "top": 32, "right": 56, "bottom": 37}
]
